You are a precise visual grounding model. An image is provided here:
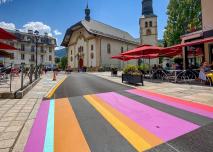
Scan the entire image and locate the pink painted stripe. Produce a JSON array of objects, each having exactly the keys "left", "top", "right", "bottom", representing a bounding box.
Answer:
[
  {"left": 24, "top": 100, "right": 50, "bottom": 152},
  {"left": 136, "top": 89, "right": 213, "bottom": 112},
  {"left": 127, "top": 89, "right": 213, "bottom": 119},
  {"left": 96, "top": 92, "right": 199, "bottom": 141}
]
